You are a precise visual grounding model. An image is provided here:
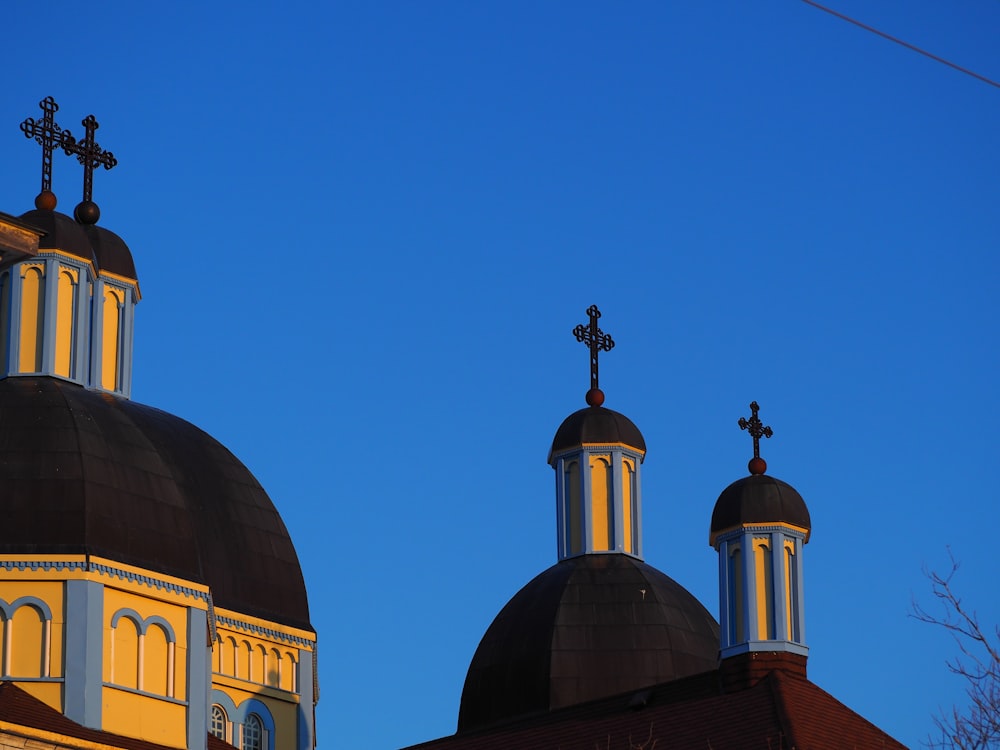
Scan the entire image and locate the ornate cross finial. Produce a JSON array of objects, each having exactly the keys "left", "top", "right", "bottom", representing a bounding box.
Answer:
[
  {"left": 64, "top": 113, "right": 118, "bottom": 224},
  {"left": 20, "top": 96, "right": 76, "bottom": 209},
  {"left": 573, "top": 304, "right": 615, "bottom": 406},
  {"left": 738, "top": 401, "right": 773, "bottom": 475}
]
